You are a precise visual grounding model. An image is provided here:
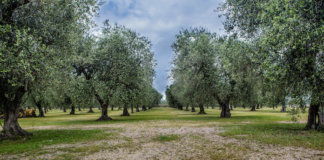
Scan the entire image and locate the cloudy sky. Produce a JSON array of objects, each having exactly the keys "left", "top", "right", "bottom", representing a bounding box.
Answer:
[{"left": 94, "top": 0, "right": 225, "bottom": 99}]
